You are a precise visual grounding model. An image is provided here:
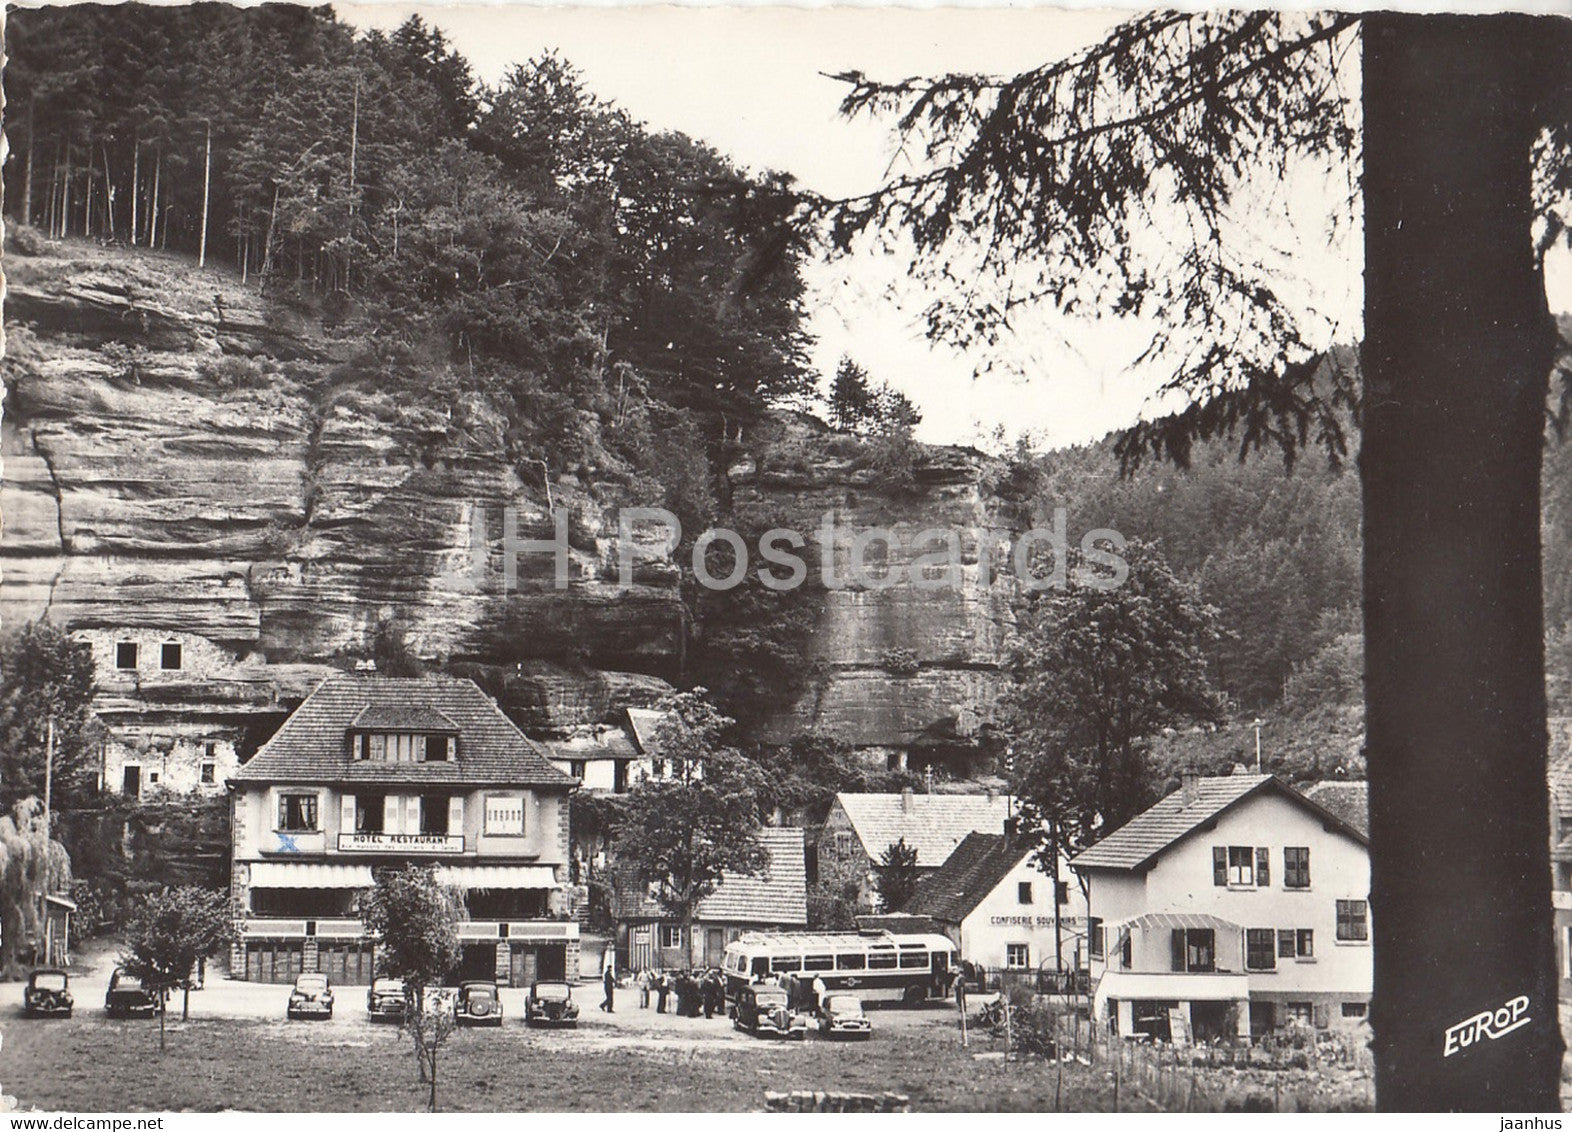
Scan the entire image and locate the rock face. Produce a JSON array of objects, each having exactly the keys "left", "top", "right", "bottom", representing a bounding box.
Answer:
[{"left": 2, "top": 241, "right": 1029, "bottom": 755}]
